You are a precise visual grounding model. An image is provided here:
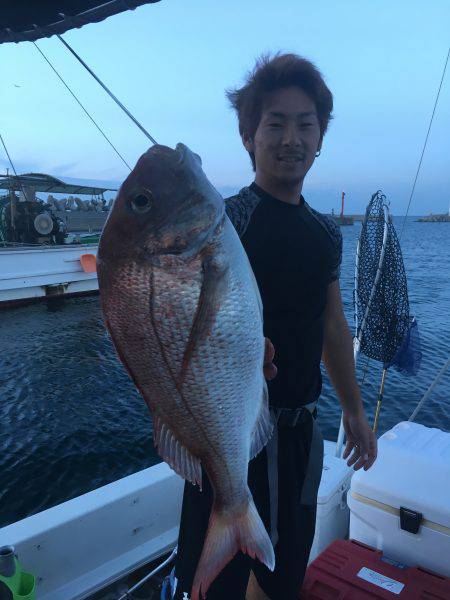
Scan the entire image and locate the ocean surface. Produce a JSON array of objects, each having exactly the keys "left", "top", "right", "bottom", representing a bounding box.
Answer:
[{"left": 1, "top": 217, "right": 449, "bottom": 528}]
